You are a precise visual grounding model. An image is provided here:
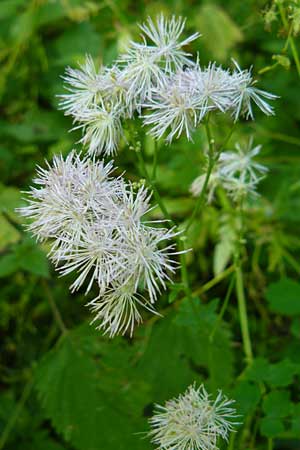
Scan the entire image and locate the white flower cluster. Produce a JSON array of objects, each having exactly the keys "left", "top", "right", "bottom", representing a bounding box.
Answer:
[
  {"left": 190, "top": 139, "right": 268, "bottom": 202},
  {"left": 19, "top": 152, "right": 178, "bottom": 337},
  {"left": 59, "top": 15, "right": 276, "bottom": 153},
  {"left": 149, "top": 384, "right": 238, "bottom": 450}
]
